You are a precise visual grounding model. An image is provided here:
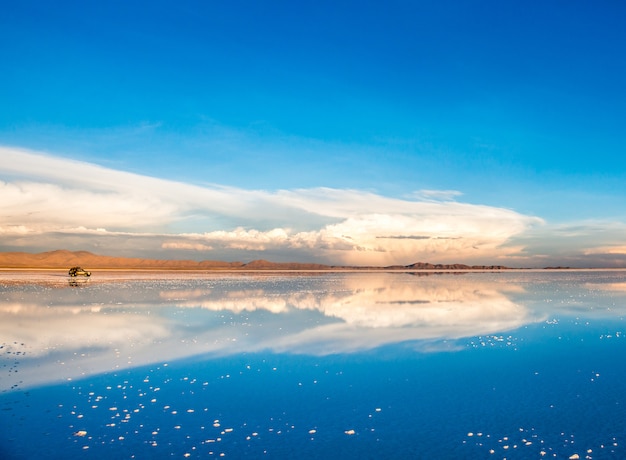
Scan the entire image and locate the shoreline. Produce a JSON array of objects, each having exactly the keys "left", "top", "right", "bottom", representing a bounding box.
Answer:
[{"left": 1, "top": 267, "right": 625, "bottom": 273}]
